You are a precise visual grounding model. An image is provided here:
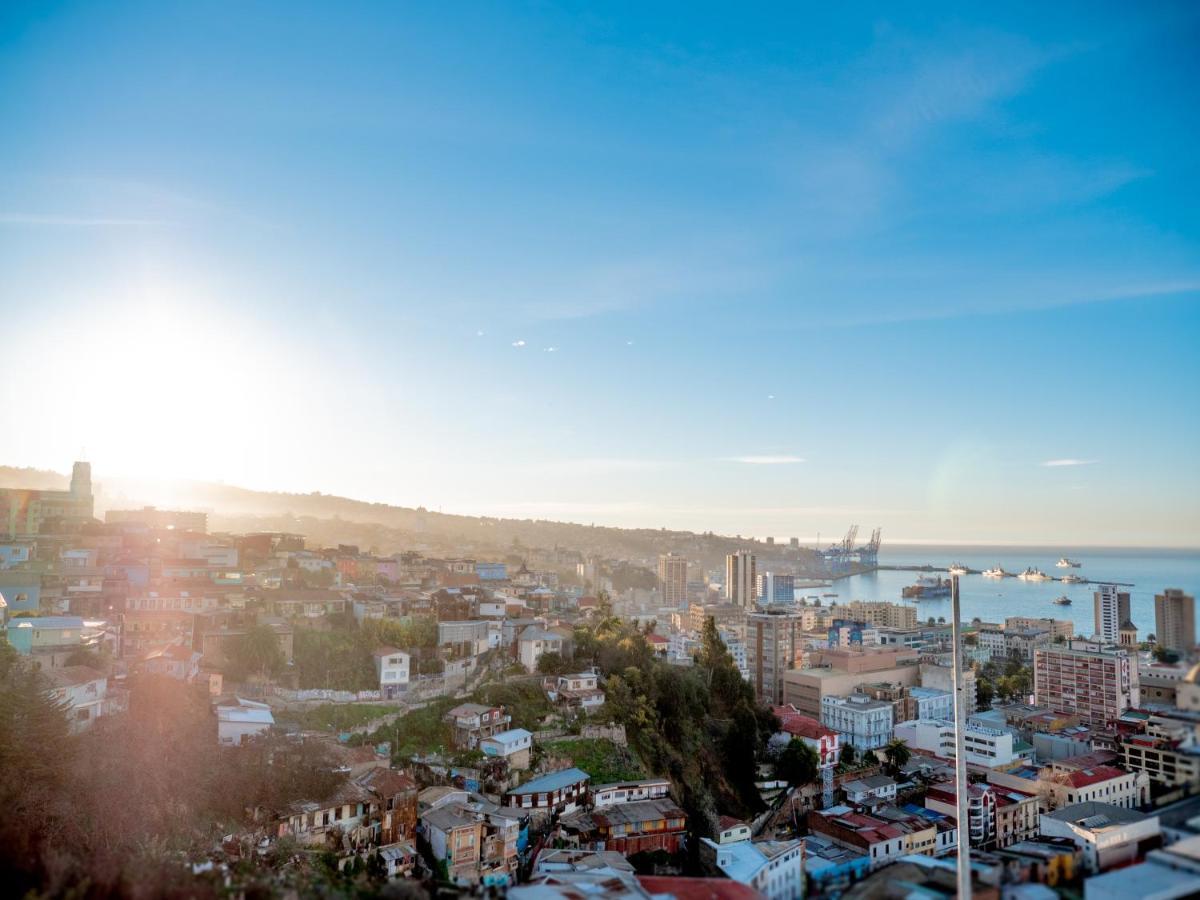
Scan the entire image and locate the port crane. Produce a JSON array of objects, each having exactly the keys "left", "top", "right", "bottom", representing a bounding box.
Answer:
[{"left": 820, "top": 525, "right": 881, "bottom": 572}]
